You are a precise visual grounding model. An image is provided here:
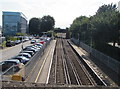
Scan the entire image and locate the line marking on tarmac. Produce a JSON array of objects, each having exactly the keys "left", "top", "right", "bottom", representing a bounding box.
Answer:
[
  {"left": 34, "top": 42, "right": 53, "bottom": 83},
  {"left": 46, "top": 41, "right": 56, "bottom": 84}
]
